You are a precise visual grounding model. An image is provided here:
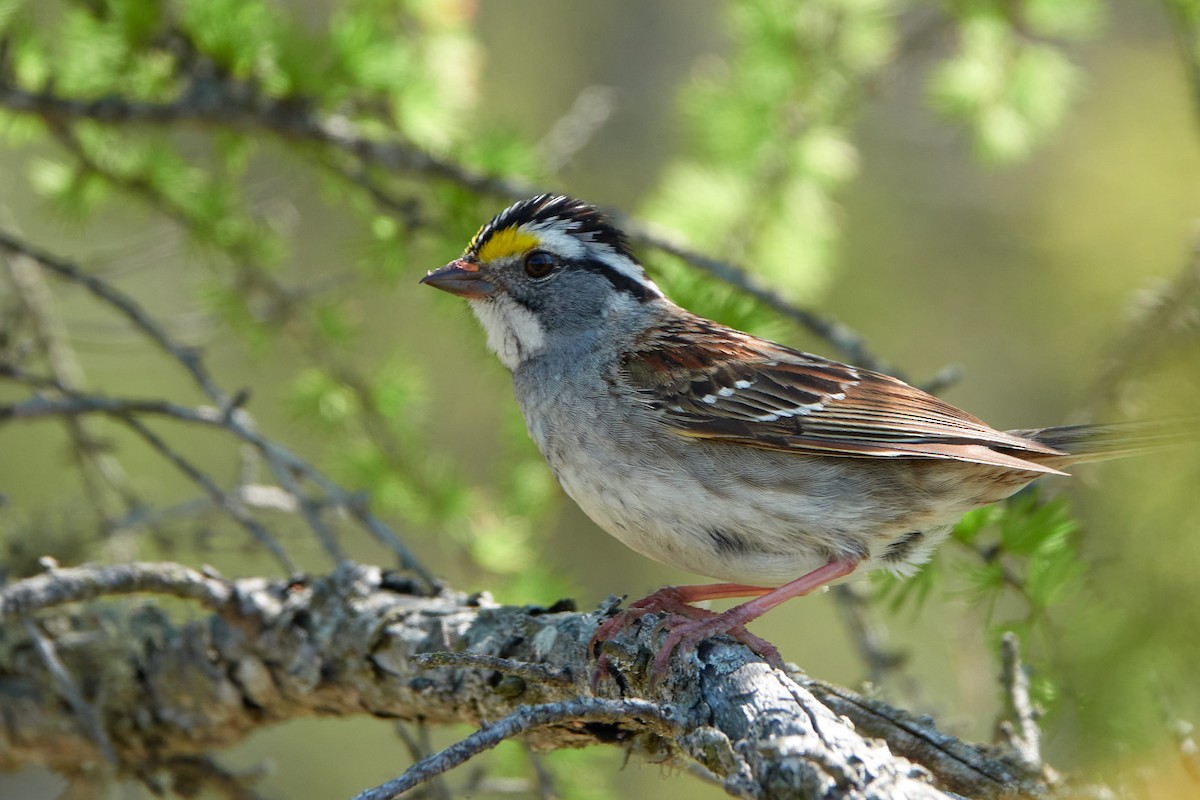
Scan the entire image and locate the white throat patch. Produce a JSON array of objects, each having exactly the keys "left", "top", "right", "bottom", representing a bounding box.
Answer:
[{"left": 469, "top": 294, "right": 547, "bottom": 370}]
